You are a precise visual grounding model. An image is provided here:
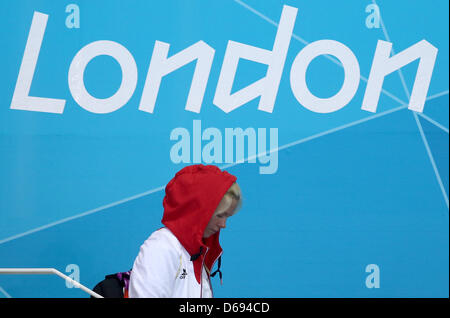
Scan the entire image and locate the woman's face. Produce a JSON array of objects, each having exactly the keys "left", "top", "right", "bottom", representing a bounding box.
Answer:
[{"left": 203, "top": 197, "right": 237, "bottom": 238}]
